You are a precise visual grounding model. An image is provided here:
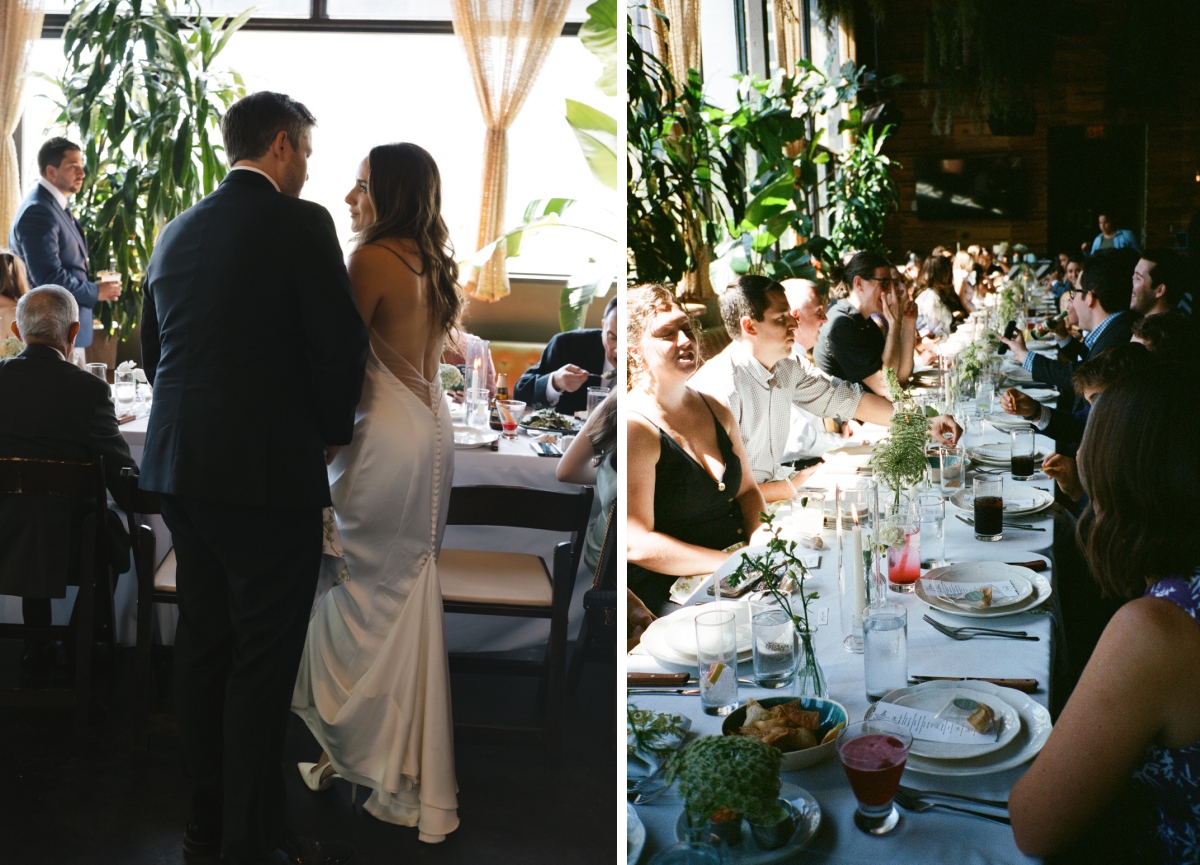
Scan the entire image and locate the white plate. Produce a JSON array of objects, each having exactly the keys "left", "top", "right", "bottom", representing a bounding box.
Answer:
[
  {"left": 1016, "top": 387, "right": 1059, "bottom": 402},
  {"left": 986, "top": 411, "right": 1035, "bottom": 431},
  {"left": 639, "top": 603, "right": 754, "bottom": 667},
  {"left": 882, "top": 686, "right": 1021, "bottom": 760},
  {"left": 916, "top": 563, "right": 1052, "bottom": 619},
  {"left": 713, "top": 545, "right": 795, "bottom": 592},
  {"left": 868, "top": 681, "right": 1052, "bottom": 776},
  {"left": 949, "top": 484, "right": 1053, "bottom": 516},
  {"left": 967, "top": 443, "right": 1048, "bottom": 467},
  {"left": 452, "top": 425, "right": 498, "bottom": 448},
  {"left": 627, "top": 803, "right": 646, "bottom": 865}
]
